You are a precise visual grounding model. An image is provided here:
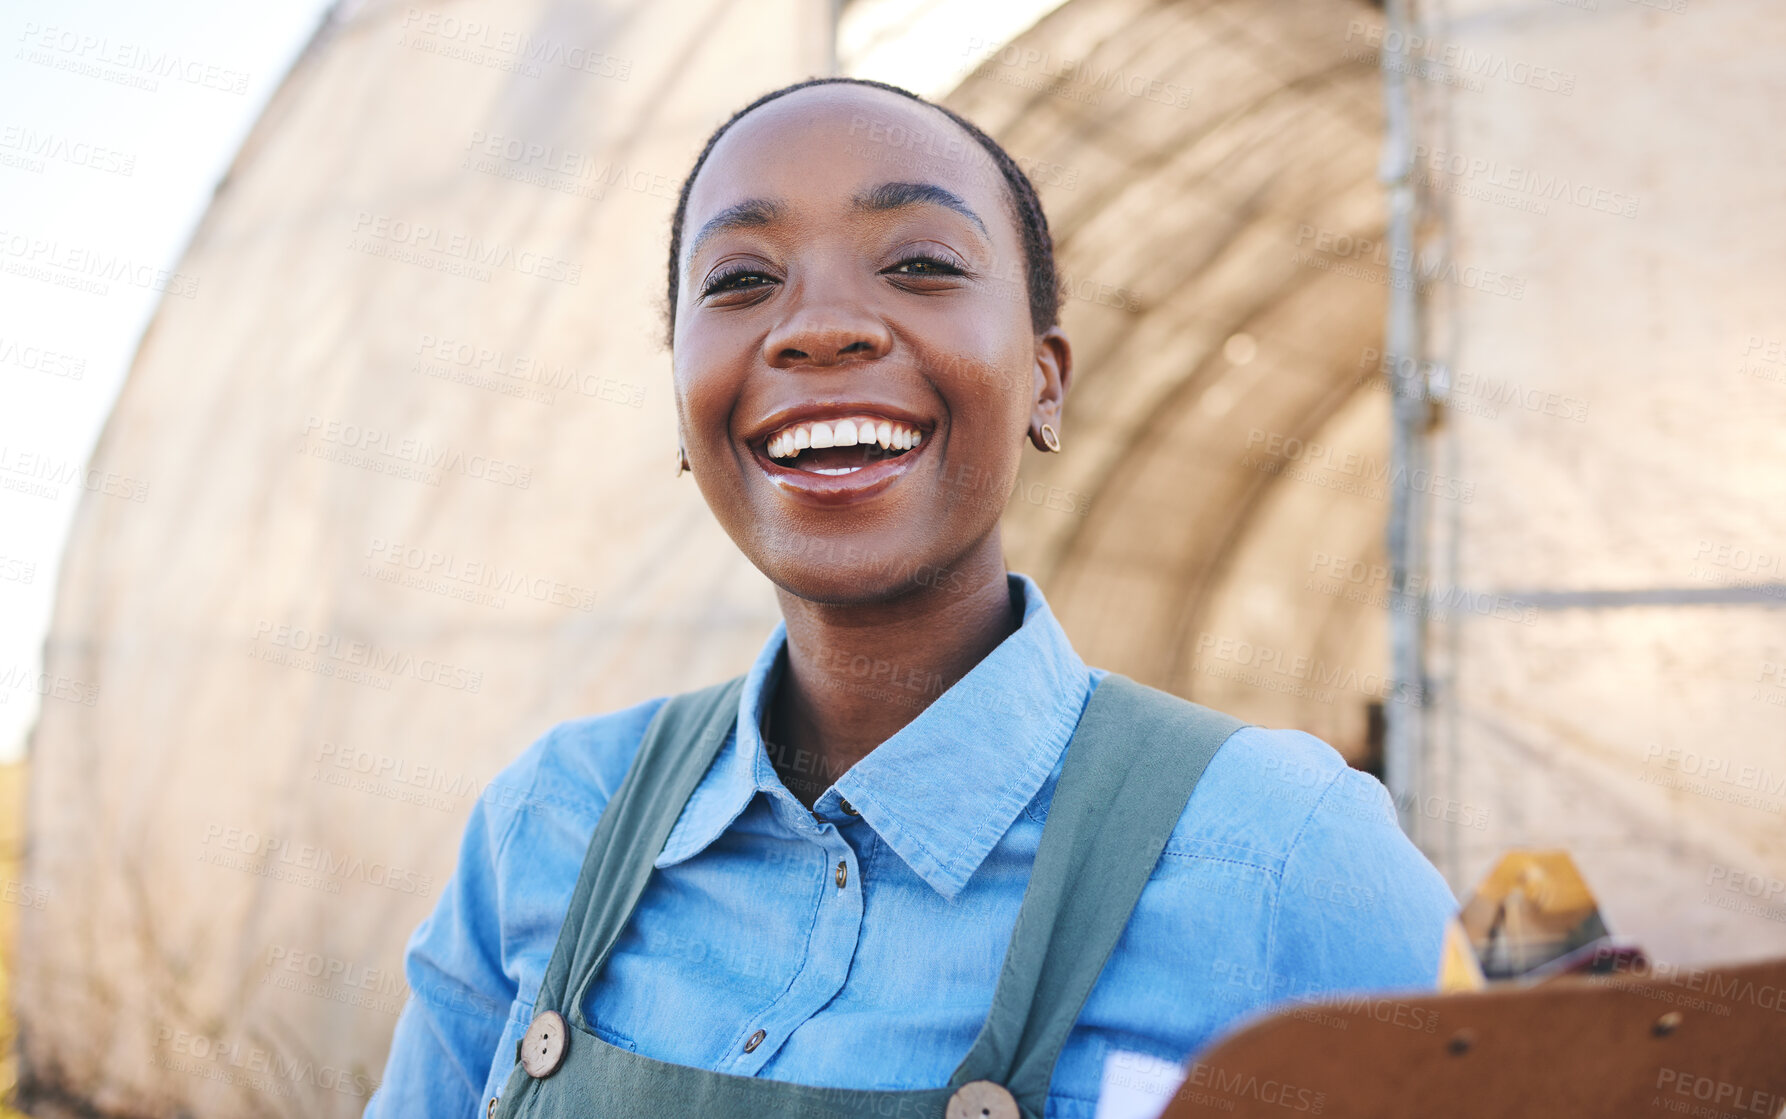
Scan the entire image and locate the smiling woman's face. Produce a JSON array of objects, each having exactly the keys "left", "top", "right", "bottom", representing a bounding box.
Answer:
[{"left": 672, "top": 84, "right": 1069, "bottom": 606}]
